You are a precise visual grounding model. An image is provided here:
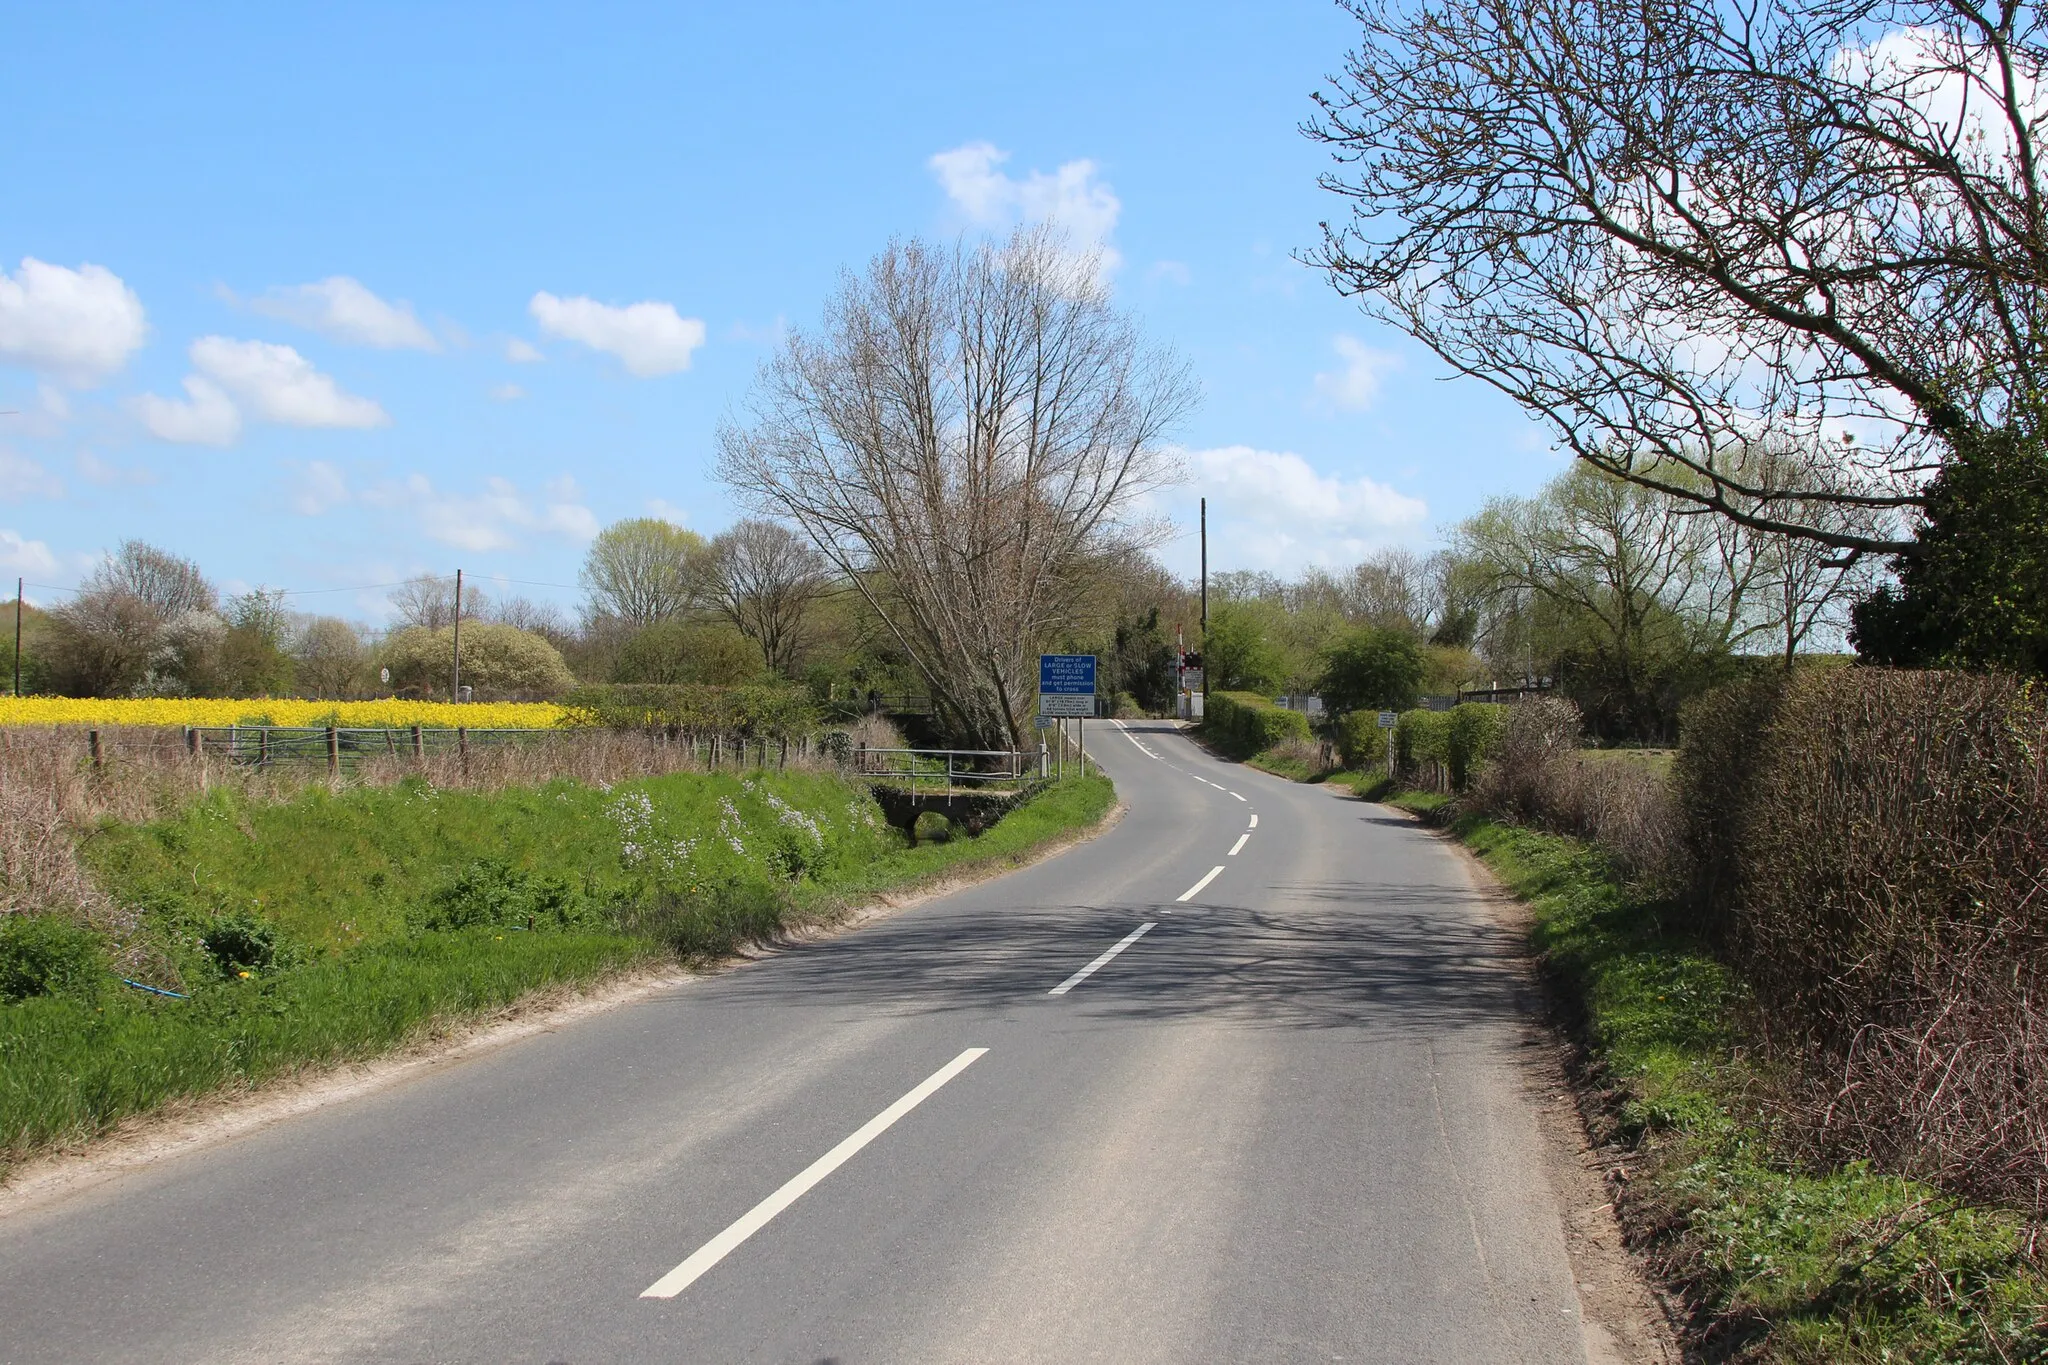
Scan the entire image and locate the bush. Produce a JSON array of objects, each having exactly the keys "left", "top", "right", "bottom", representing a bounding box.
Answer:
[
  {"left": 198, "top": 911, "right": 282, "bottom": 977},
  {"left": 413, "top": 861, "right": 597, "bottom": 933},
  {"left": 0, "top": 914, "right": 104, "bottom": 1001},
  {"left": 561, "top": 683, "right": 818, "bottom": 739},
  {"left": 382, "top": 623, "right": 575, "bottom": 697},
  {"left": 1395, "top": 707, "right": 1450, "bottom": 786},
  {"left": 1462, "top": 699, "right": 1680, "bottom": 880},
  {"left": 1445, "top": 703, "right": 1508, "bottom": 790},
  {"left": 1675, "top": 668, "right": 2048, "bottom": 1213},
  {"left": 1203, "top": 690, "right": 1309, "bottom": 757},
  {"left": 1334, "top": 709, "right": 1388, "bottom": 769}
]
